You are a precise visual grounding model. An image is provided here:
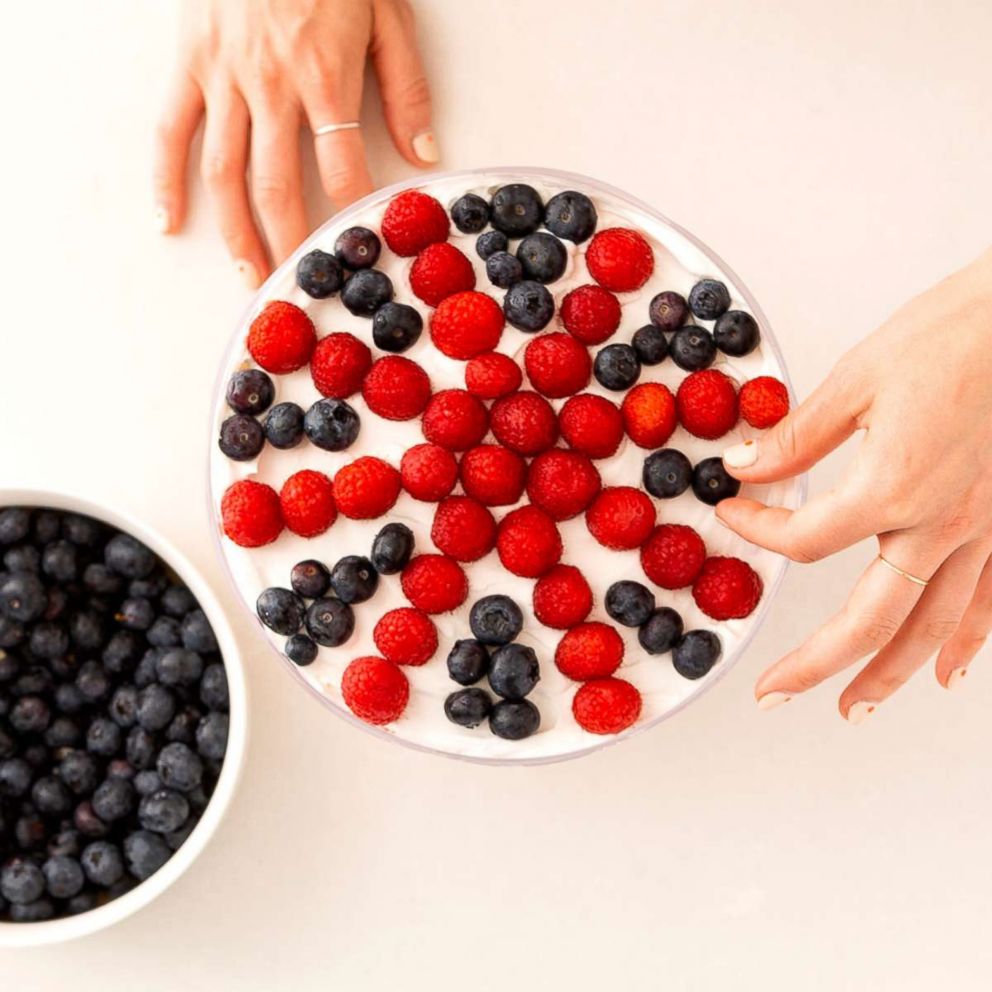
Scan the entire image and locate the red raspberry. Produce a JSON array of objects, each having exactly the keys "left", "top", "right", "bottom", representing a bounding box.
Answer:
[
  {"left": 279, "top": 469, "right": 336, "bottom": 538},
  {"left": 431, "top": 496, "right": 497, "bottom": 562},
  {"left": 220, "top": 479, "right": 283, "bottom": 548},
  {"left": 496, "top": 505, "right": 562, "bottom": 578},
  {"left": 572, "top": 678, "right": 642, "bottom": 734},
  {"left": 524, "top": 332, "right": 592, "bottom": 398},
  {"left": 341, "top": 656, "right": 409, "bottom": 725},
  {"left": 247, "top": 301, "right": 316, "bottom": 374},
  {"left": 555, "top": 622, "right": 624, "bottom": 681},
  {"left": 692, "top": 556, "right": 763, "bottom": 620},
  {"left": 621, "top": 382, "right": 677, "bottom": 449},
  {"left": 460, "top": 444, "right": 527, "bottom": 506},
  {"left": 400, "top": 443, "right": 458, "bottom": 502},
  {"left": 526, "top": 449, "right": 601, "bottom": 520},
  {"left": 409, "top": 242, "right": 476, "bottom": 306},
  {"left": 559, "top": 285, "right": 621, "bottom": 345},
  {"left": 362, "top": 356, "right": 431, "bottom": 421},
  {"left": 309, "top": 332, "right": 371, "bottom": 399},
  {"left": 490, "top": 391, "right": 559, "bottom": 456},
  {"left": 640, "top": 524, "right": 706, "bottom": 589},
  {"left": 465, "top": 352, "right": 522, "bottom": 399},
  {"left": 739, "top": 376, "right": 789, "bottom": 429},
  {"left": 380, "top": 189, "right": 449, "bottom": 257},
  {"left": 372, "top": 608, "right": 438, "bottom": 667},
  {"left": 421, "top": 389, "right": 489, "bottom": 451},
  {"left": 333, "top": 457, "right": 401, "bottom": 519},
  {"left": 585, "top": 487, "right": 656, "bottom": 550},
  {"left": 559, "top": 393, "right": 623, "bottom": 459},
  {"left": 430, "top": 292, "right": 504, "bottom": 360},
  {"left": 676, "top": 369, "right": 739, "bottom": 440},
  {"left": 401, "top": 554, "right": 468, "bottom": 614},
  {"left": 585, "top": 228, "right": 654, "bottom": 292},
  {"left": 533, "top": 565, "right": 593, "bottom": 630}
]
